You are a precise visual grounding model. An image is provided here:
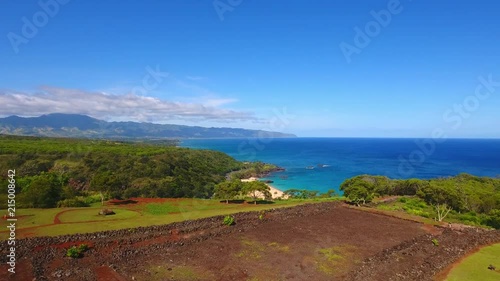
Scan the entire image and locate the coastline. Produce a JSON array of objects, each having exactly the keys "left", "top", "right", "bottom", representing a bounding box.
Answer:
[
  {"left": 241, "top": 177, "right": 288, "bottom": 199},
  {"left": 266, "top": 183, "right": 287, "bottom": 199},
  {"left": 182, "top": 138, "right": 500, "bottom": 194}
]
